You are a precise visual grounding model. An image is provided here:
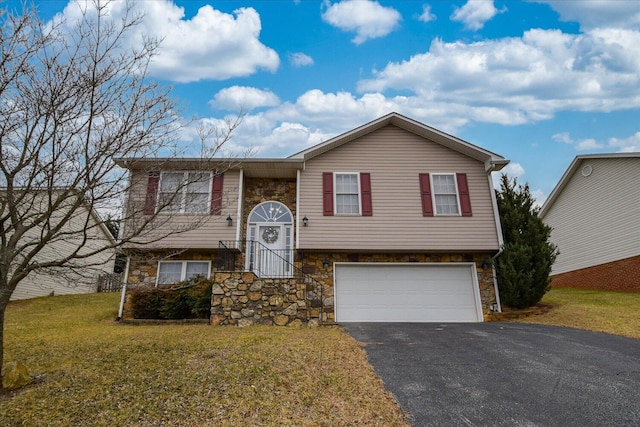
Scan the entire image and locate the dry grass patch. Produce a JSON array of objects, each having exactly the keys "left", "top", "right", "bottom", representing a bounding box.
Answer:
[
  {"left": 517, "top": 288, "right": 640, "bottom": 339},
  {"left": 1, "top": 293, "right": 409, "bottom": 426}
]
